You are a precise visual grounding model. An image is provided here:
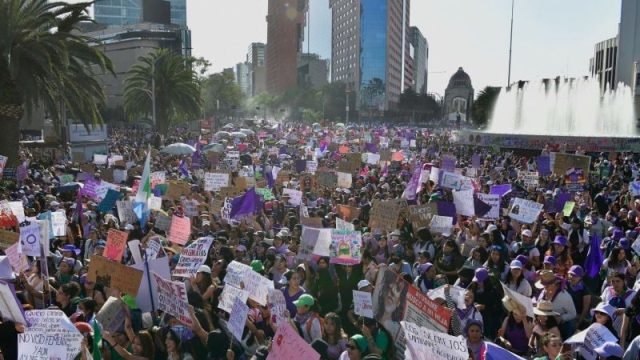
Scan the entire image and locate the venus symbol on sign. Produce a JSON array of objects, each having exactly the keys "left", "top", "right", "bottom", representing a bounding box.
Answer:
[{"left": 26, "top": 234, "right": 37, "bottom": 245}]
